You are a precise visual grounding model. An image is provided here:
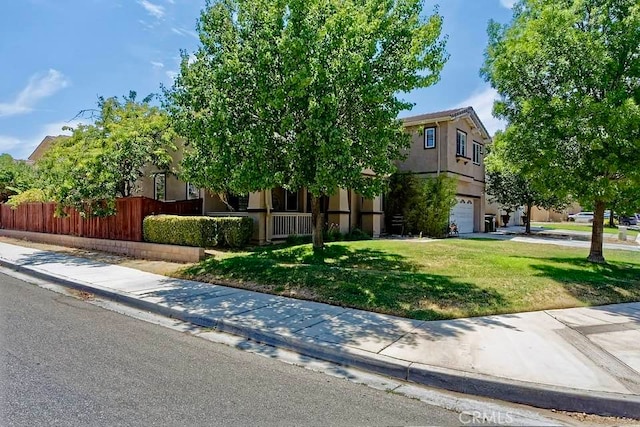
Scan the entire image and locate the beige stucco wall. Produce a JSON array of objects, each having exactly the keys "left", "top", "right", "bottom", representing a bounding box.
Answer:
[
  {"left": 397, "top": 123, "right": 447, "bottom": 174},
  {"left": 398, "top": 117, "right": 487, "bottom": 232}
]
